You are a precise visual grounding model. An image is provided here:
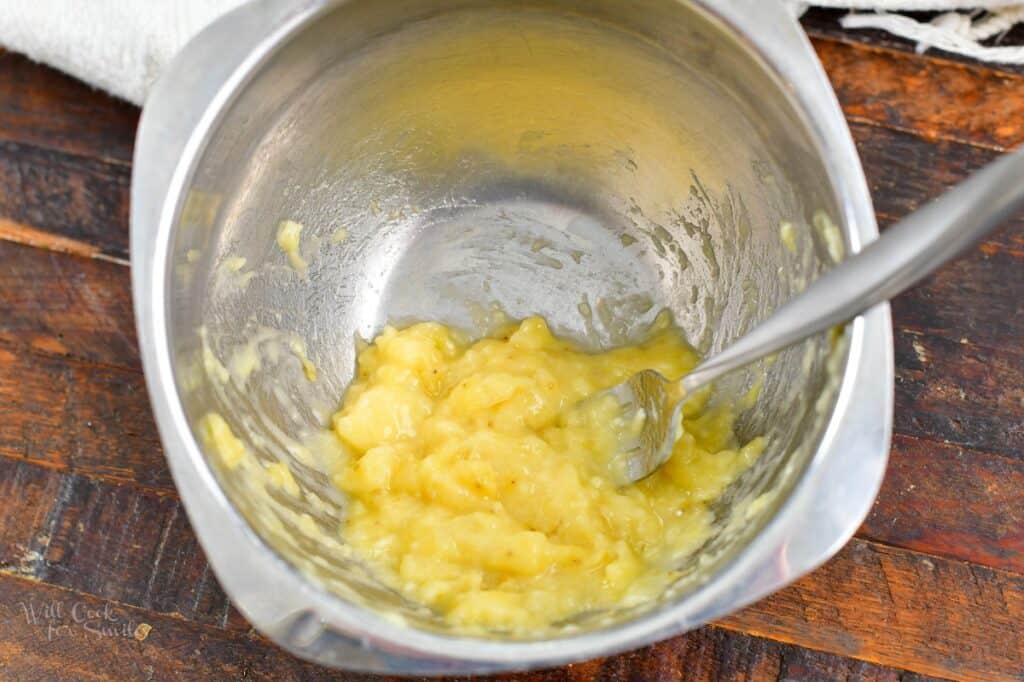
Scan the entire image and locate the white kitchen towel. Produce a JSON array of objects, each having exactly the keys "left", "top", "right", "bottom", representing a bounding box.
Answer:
[
  {"left": 0, "top": 0, "right": 249, "bottom": 104},
  {"left": 0, "top": 0, "right": 1022, "bottom": 106},
  {"left": 786, "top": 1, "right": 1024, "bottom": 63}
]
